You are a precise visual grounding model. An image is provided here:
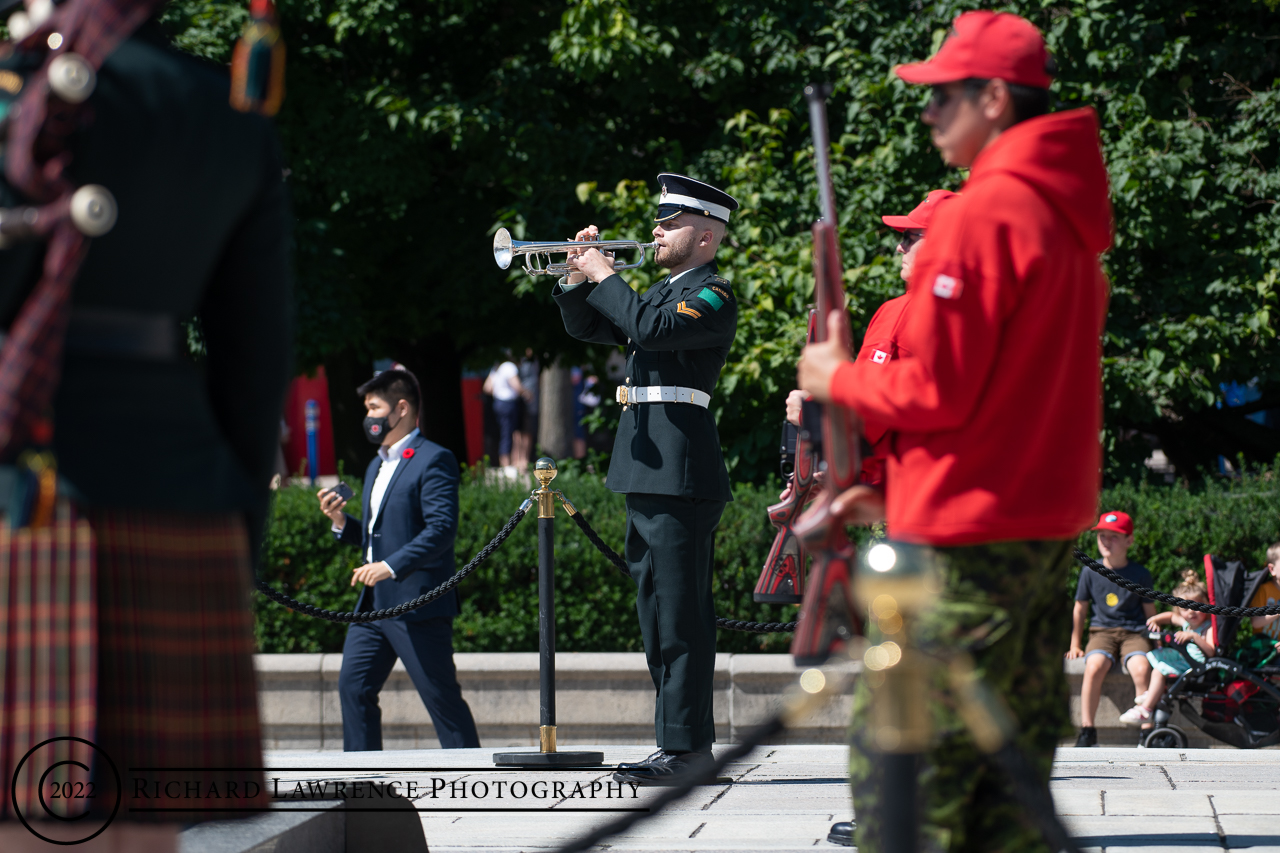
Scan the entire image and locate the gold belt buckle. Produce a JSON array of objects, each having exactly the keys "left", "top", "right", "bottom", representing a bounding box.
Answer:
[{"left": 615, "top": 384, "right": 629, "bottom": 410}]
